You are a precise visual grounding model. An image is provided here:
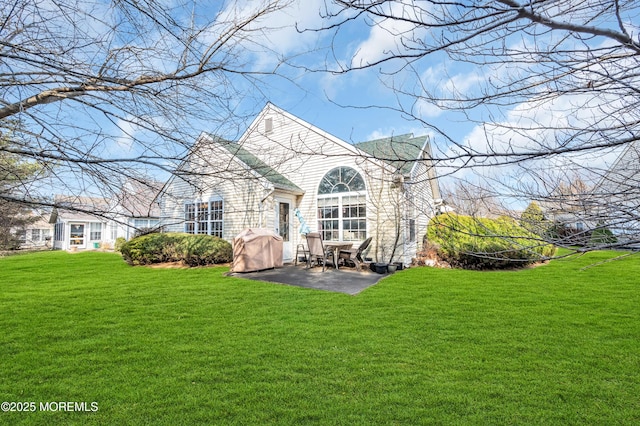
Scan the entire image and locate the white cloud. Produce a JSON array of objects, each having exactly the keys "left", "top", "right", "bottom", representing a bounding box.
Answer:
[
  {"left": 350, "top": 16, "right": 420, "bottom": 68},
  {"left": 439, "top": 91, "right": 628, "bottom": 189},
  {"left": 214, "top": 0, "right": 330, "bottom": 70},
  {"left": 114, "top": 118, "right": 139, "bottom": 152}
]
